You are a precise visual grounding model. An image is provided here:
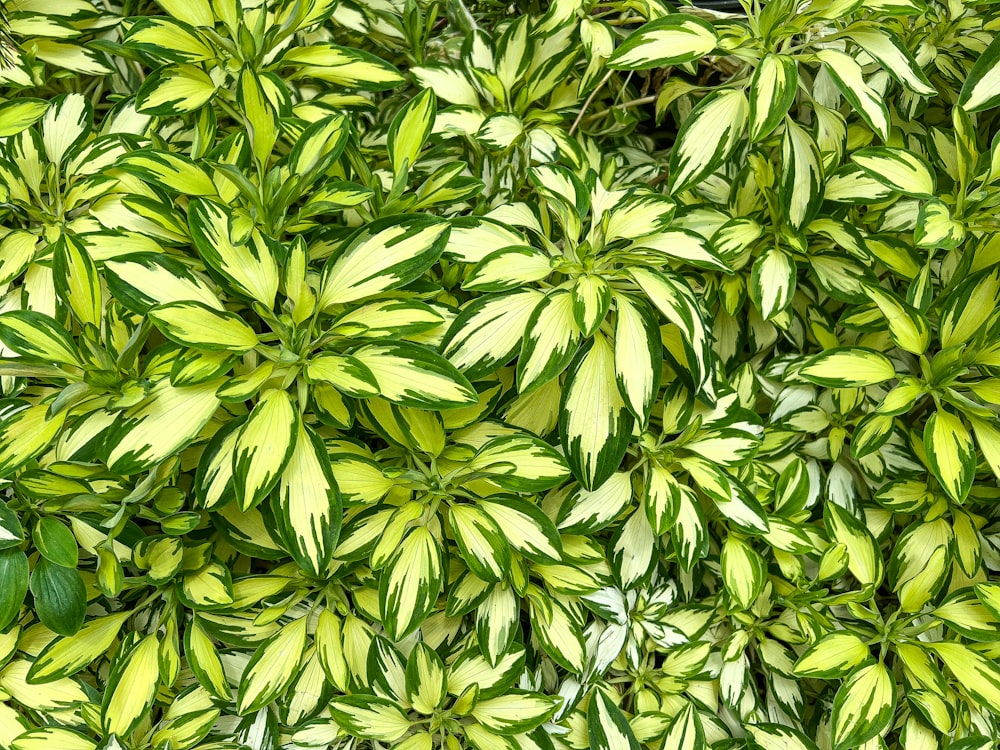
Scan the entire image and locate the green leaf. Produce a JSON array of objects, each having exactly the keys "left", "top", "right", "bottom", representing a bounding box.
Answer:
[
  {"left": 631, "top": 228, "right": 729, "bottom": 273},
  {"left": 180, "top": 561, "right": 234, "bottom": 610},
  {"left": 0, "top": 548, "right": 28, "bottom": 630},
  {"left": 529, "top": 594, "right": 586, "bottom": 672},
  {"left": 33, "top": 518, "right": 78, "bottom": 568},
  {"left": 30, "top": 558, "right": 86, "bottom": 636}
]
